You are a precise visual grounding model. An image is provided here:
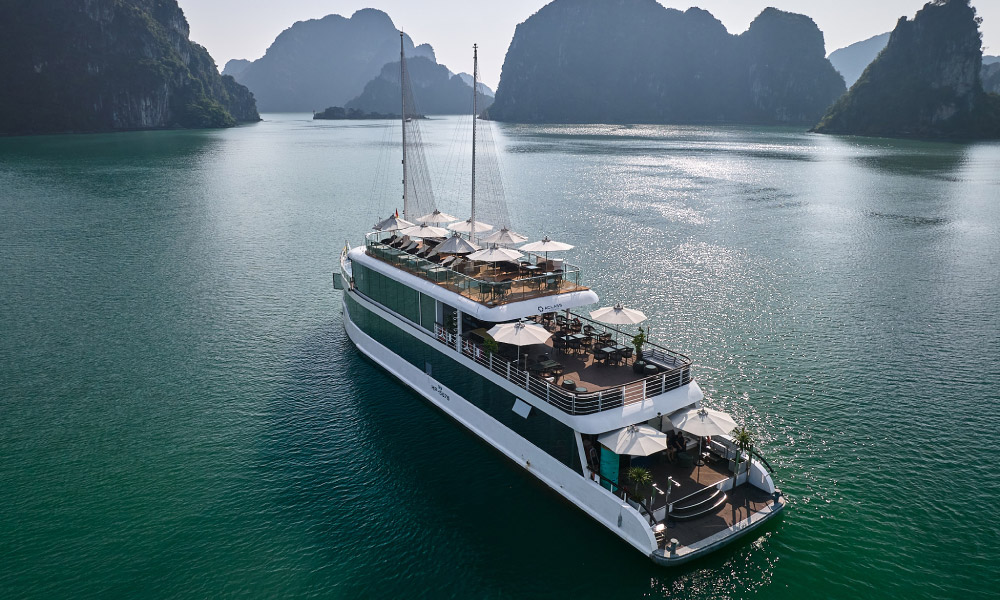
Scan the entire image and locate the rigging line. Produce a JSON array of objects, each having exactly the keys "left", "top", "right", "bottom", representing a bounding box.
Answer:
[
  {"left": 438, "top": 111, "right": 473, "bottom": 215},
  {"left": 365, "top": 119, "right": 398, "bottom": 227}
]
